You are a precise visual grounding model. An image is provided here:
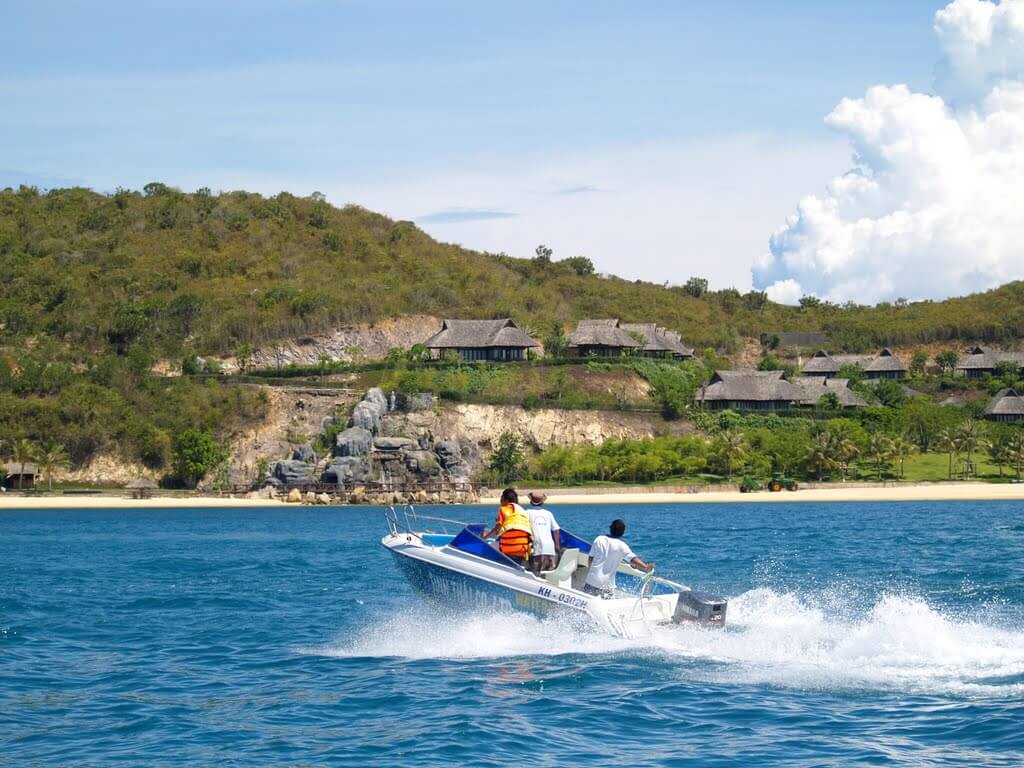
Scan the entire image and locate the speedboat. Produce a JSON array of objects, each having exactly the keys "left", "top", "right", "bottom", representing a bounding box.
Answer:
[{"left": 382, "top": 507, "right": 727, "bottom": 635}]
